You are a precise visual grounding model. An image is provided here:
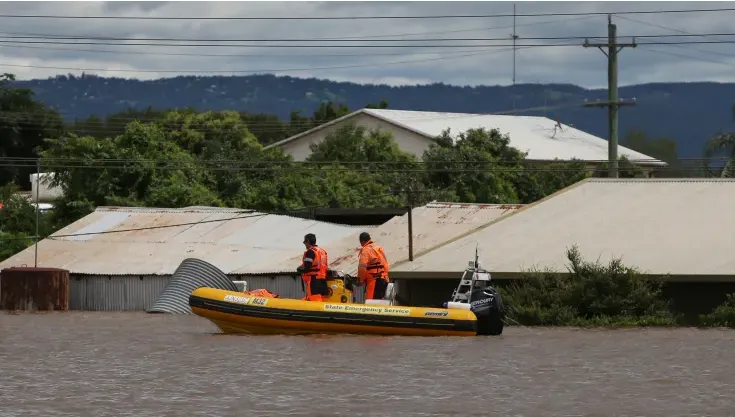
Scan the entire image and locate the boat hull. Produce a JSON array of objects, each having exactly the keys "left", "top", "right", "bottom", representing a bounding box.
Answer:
[{"left": 189, "top": 287, "right": 478, "bottom": 337}]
